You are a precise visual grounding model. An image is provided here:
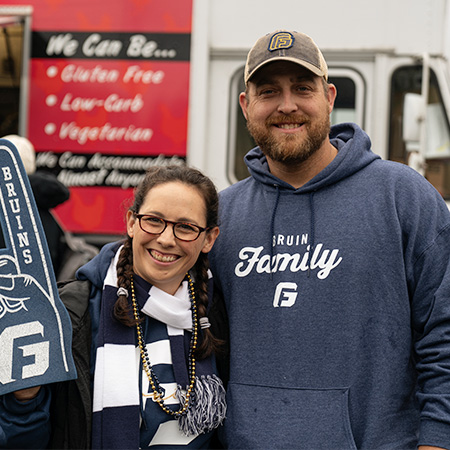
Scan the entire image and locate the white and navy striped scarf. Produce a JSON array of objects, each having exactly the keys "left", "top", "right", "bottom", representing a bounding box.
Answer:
[{"left": 90, "top": 247, "right": 226, "bottom": 449}]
